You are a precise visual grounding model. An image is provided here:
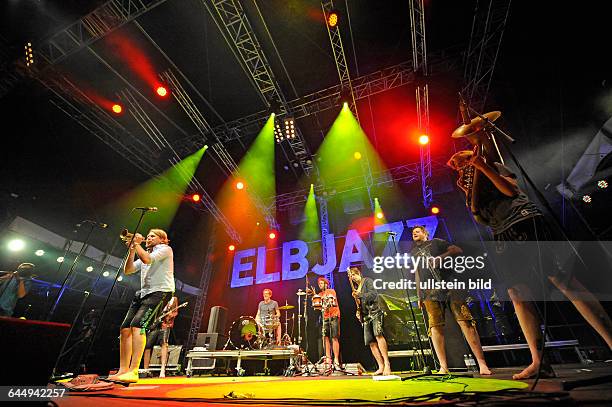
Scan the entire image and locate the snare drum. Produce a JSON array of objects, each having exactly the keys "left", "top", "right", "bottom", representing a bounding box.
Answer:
[{"left": 312, "top": 294, "right": 322, "bottom": 310}]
